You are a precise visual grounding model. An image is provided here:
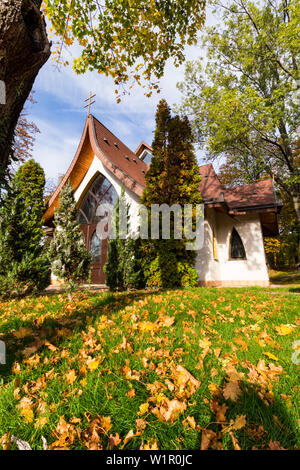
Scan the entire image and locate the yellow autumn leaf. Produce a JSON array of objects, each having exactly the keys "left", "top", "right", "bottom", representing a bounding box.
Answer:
[
  {"left": 20, "top": 407, "right": 34, "bottom": 423},
  {"left": 87, "top": 358, "right": 100, "bottom": 370},
  {"left": 231, "top": 414, "right": 246, "bottom": 430},
  {"left": 263, "top": 352, "right": 279, "bottom": 361},
  {"left": 275, "top": 324, "right": 295, "bottom": 336},
  {"left": 66, "top": 369, "right": 77, "bottom": 385},
  {"left": 139, "top": 402, "right": 149, "bottom": 415},
  {"left": 14, "top": 327, "right": 33, "bottom": 339},
  {"left": 34, "top": 416, "right": 48, "bottom": 428}
]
